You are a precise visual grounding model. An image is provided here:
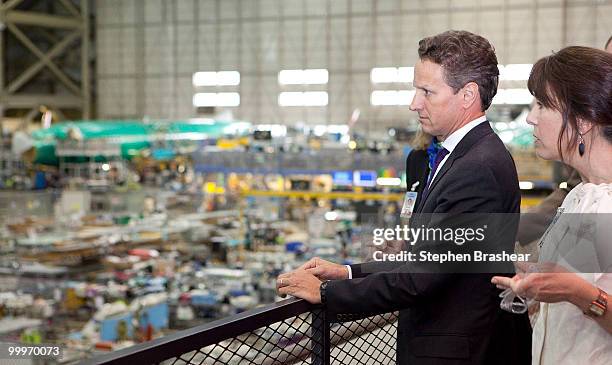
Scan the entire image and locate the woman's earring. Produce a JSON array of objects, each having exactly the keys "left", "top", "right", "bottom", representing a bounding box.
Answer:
[{"left": 578, "top": 134, "right": 585, "bottom": 157}]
